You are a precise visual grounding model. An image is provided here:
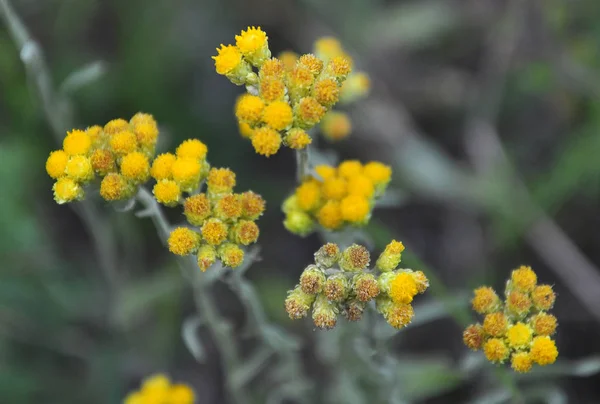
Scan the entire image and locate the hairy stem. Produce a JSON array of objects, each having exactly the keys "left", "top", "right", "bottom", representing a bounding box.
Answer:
[{"left": 295, "top": 147, "right": 310, "bottom": 182}]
